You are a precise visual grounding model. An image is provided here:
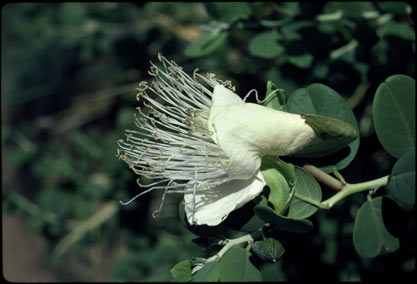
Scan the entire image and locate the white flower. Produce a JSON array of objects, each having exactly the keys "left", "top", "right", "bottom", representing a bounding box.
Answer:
[{"left": 117, "top": 54, "right": 318, "bottom": 226}]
